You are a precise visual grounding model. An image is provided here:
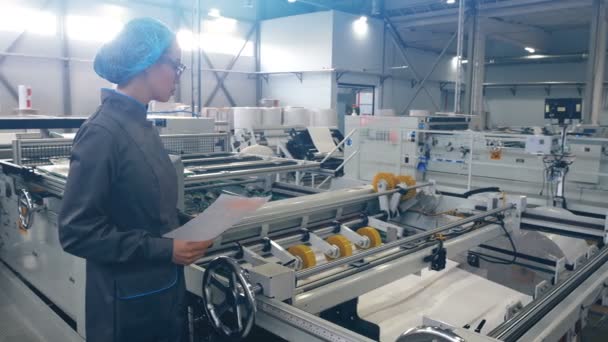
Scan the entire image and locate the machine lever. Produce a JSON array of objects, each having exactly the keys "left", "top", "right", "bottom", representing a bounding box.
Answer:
[
  {"left": 424, "top": 240, "right": 447, "bottom": 271},
  {"left": 474, "top": 319, "right": 487, "bottom": 333}
]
